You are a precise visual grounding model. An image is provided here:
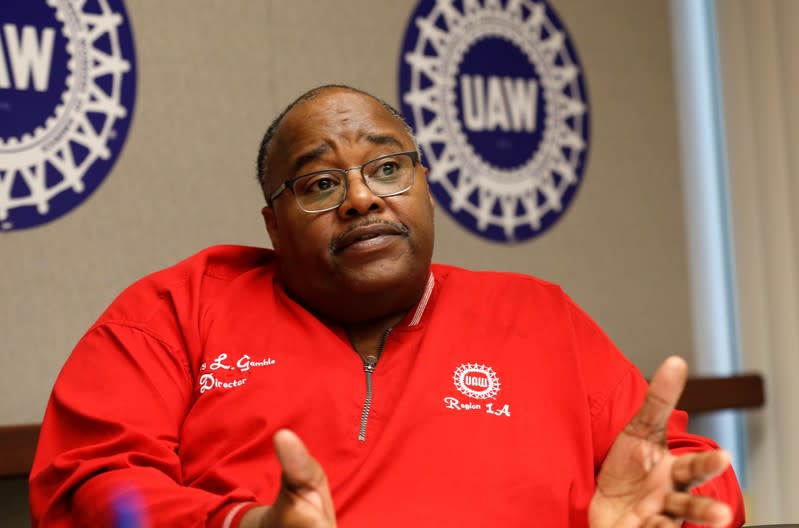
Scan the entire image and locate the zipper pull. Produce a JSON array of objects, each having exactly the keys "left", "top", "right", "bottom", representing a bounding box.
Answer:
[{"left": 364, "top": 355, "right": 378, "bottom": 373}]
